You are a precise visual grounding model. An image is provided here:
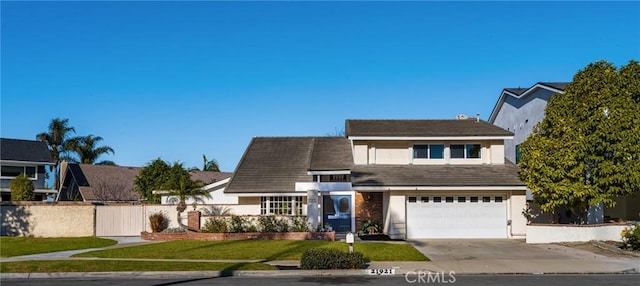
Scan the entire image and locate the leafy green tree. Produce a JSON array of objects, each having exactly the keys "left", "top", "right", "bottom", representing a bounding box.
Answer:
[
  {"left": 66, "top": 135, "right": 115, "bottom": 165},
  {"left": 202, "top": 154, "right": 220, "bottom": 172},
  {"left": 37, "top": 118, "right": 76, "bottom": 190},
  {"left": 134, "top": 158, "right": 171, "bottom": 203},
  {"left": 10, "top": 173, "right": 35, "bottom": 201},
  {"left": 519, "top": 60, "right": 640, "bottom": 224}
]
